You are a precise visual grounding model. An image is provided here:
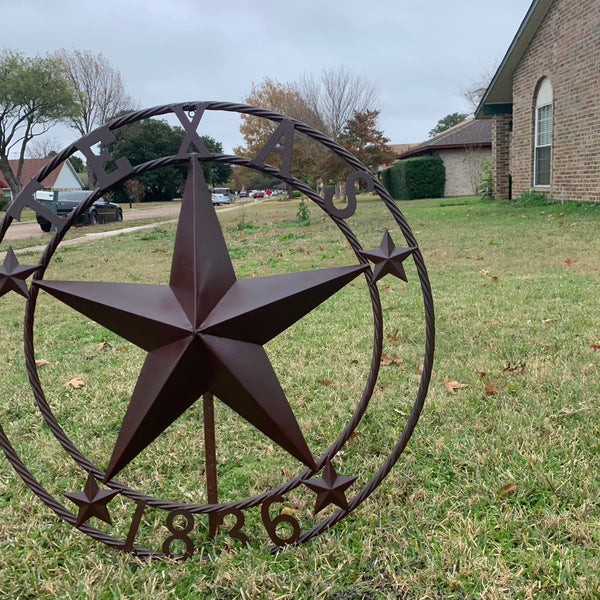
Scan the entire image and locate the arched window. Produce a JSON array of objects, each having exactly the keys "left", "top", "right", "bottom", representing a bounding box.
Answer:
[{"left": 534, "top": 78, "right": 552, "bottom": 186}]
